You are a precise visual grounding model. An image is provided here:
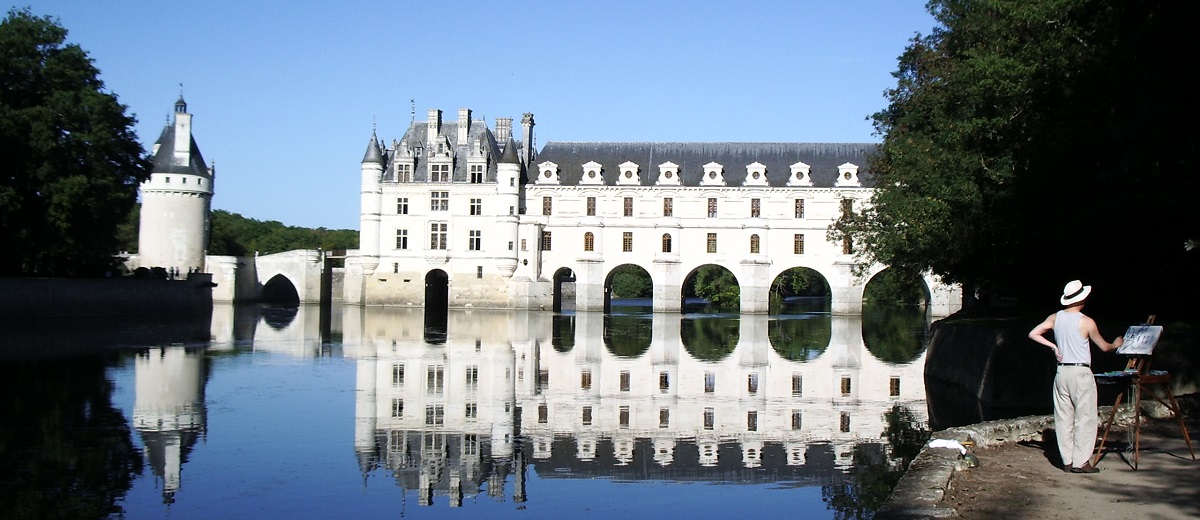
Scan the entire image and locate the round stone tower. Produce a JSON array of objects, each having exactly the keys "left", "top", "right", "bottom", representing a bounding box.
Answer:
[{"left": 137, "top": 97, "right": 214, "bottom": 275}]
